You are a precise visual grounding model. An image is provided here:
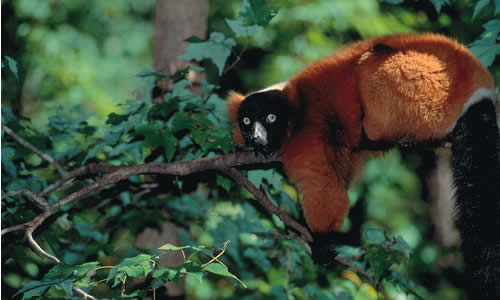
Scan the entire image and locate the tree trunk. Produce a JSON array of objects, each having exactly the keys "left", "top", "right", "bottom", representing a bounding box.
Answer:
[
  {"left": 136, "top": 0, "right": 208, "bottom": 297},
  {"left": 154, "top": 0, "right": 208, "bottom": 93}
]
